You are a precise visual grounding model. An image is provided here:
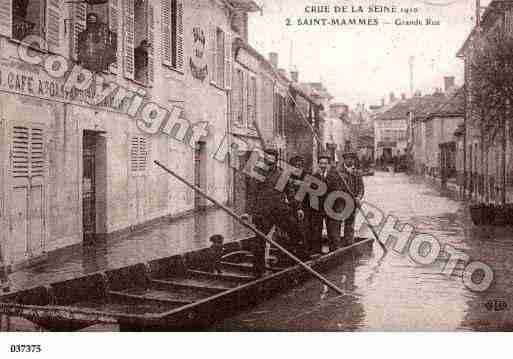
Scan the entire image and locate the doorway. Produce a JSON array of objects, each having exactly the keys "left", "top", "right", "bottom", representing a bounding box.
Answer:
[
  {"left": 83, "top": 131, "right": 100, "bottom": 242},
  {"left": 194, "top": 141, "right": 207, "bottom": 210}
]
